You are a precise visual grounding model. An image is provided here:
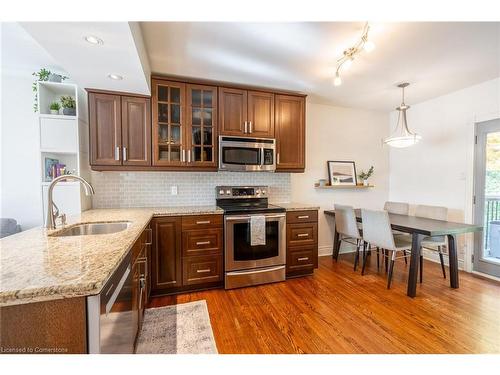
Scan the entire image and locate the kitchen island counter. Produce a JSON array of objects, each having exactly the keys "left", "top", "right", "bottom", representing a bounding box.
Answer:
[{"left": 0, "top": 206, "right": 222, "bottom": 306}]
